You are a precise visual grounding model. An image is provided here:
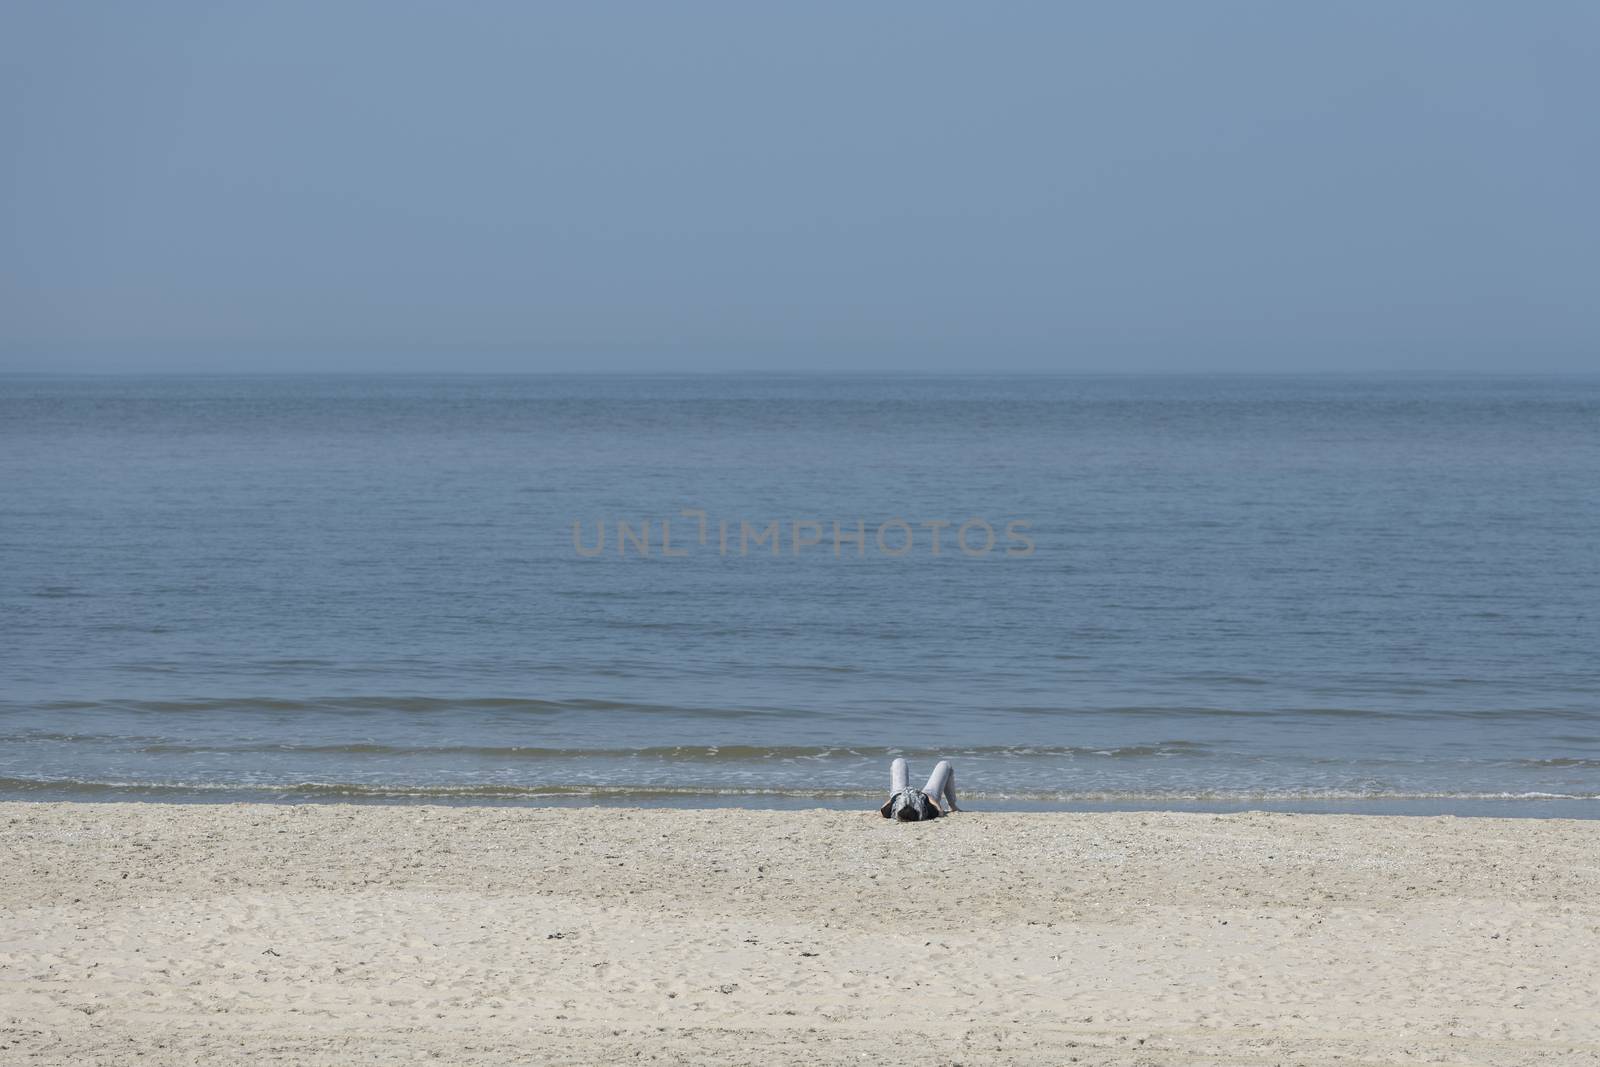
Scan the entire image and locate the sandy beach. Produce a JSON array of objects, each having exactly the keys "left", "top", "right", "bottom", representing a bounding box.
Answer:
[{"left": 3, "top": 803, "right": 1598, "bottom": 1065}]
